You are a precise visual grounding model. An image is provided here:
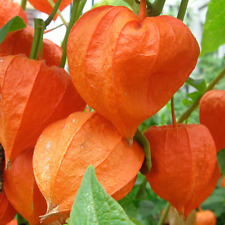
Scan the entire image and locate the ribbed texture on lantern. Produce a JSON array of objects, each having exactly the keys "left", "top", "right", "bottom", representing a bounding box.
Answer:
[
  {"left": 0, "top": 55, "right": 85, "bottom": 164},
  {"left": 200, "top": 90, "right": 225, "bottom": 152},
  {"left": 67, "top": 5, "right": 200, "bottom": 140},
  {"left": 33, "top": 112, "right": 145, "bottom": 218},
  {"left": 145, "top": 124, "right": 220, "bottom": 218}
]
